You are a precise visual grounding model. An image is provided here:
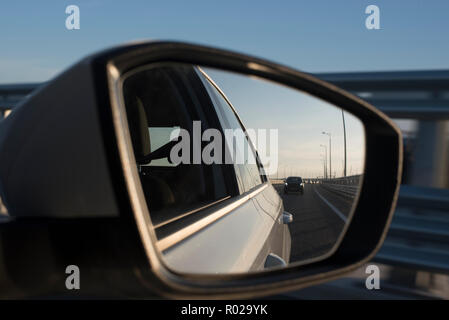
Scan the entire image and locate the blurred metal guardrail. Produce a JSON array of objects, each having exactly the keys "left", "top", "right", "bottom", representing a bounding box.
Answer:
[
  {"left": 1, "top": 70, "right": 449, "bottom": 276},
  {"left": 320, "top": 175, "right": 361, "bottom": 199},
  {"left": 316, "top": 70, "right": 449, "bottom": 120},
  {"left": 374, "top": 185, "right": 449, "bottom": 274},
  {"left": 322, "top": 175, "right": 361, "bottom": 185}
]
